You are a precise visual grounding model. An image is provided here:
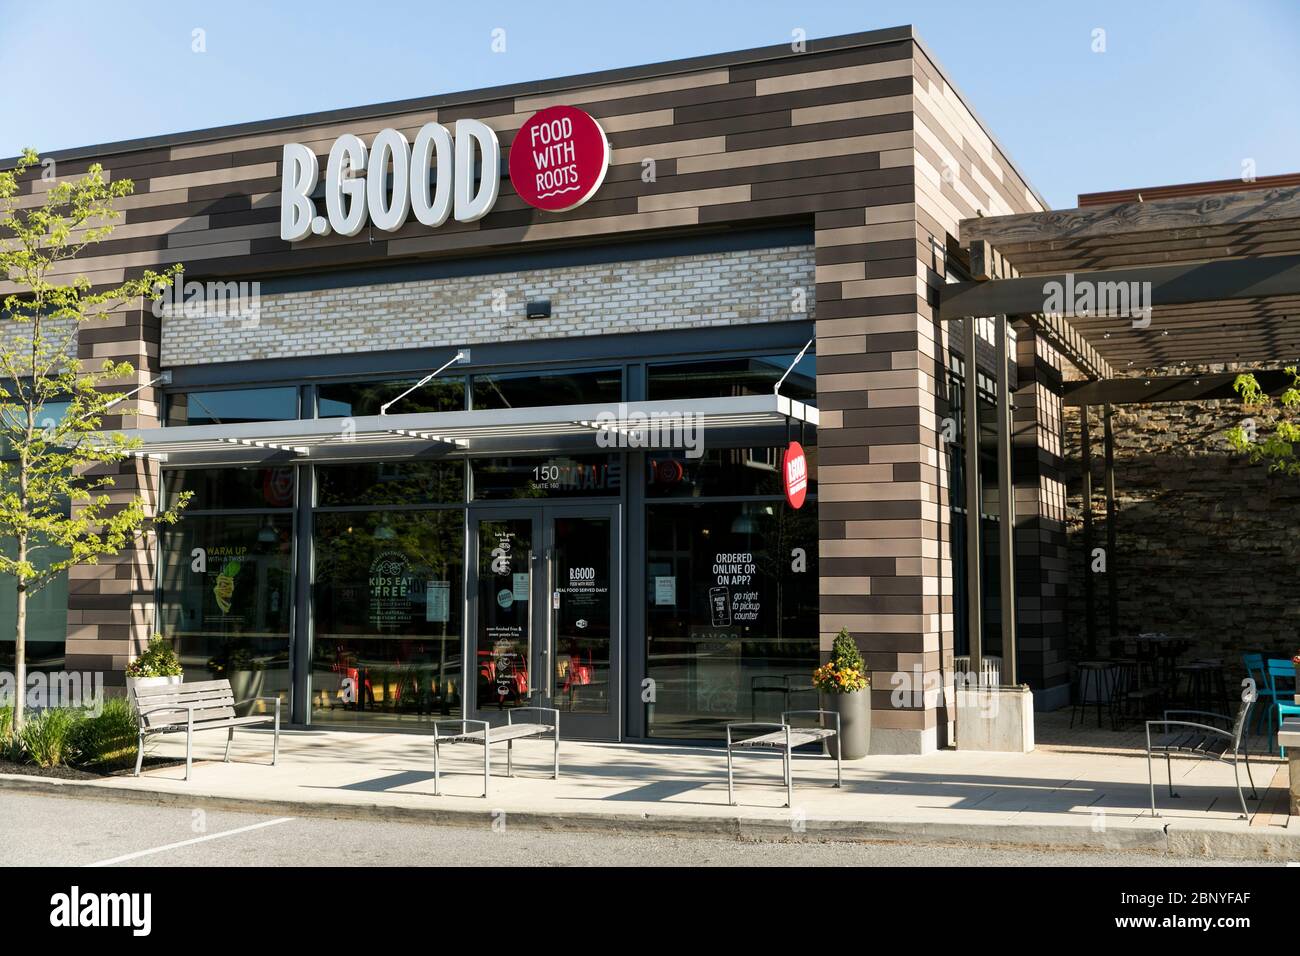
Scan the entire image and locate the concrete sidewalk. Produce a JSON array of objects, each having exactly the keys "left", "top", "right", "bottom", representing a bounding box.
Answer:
[{"left": 2, "top": 719, "right": 1295, "bottom": 860}]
